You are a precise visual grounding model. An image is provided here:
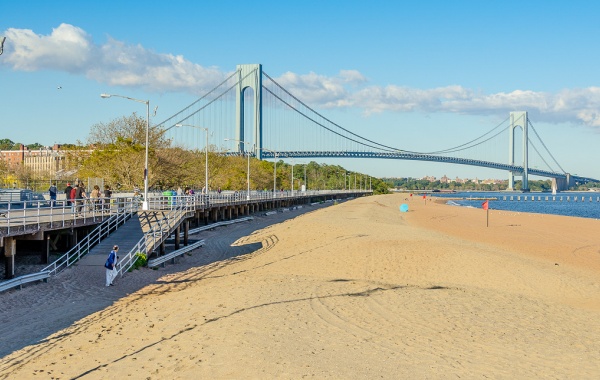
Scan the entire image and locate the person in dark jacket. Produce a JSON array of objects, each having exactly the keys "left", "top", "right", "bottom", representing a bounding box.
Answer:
[
  {"left": 104, "top": 245, "right": 119, "bottom": 286},
  {"left": 75, "top": 182, "right": 87, "bottom": 214},
  {"left": 64, "top": 183, "right": 72, "bottom": 206},
  {"left": 103, "top": 185, "right": 112, "bottom": 212}
]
